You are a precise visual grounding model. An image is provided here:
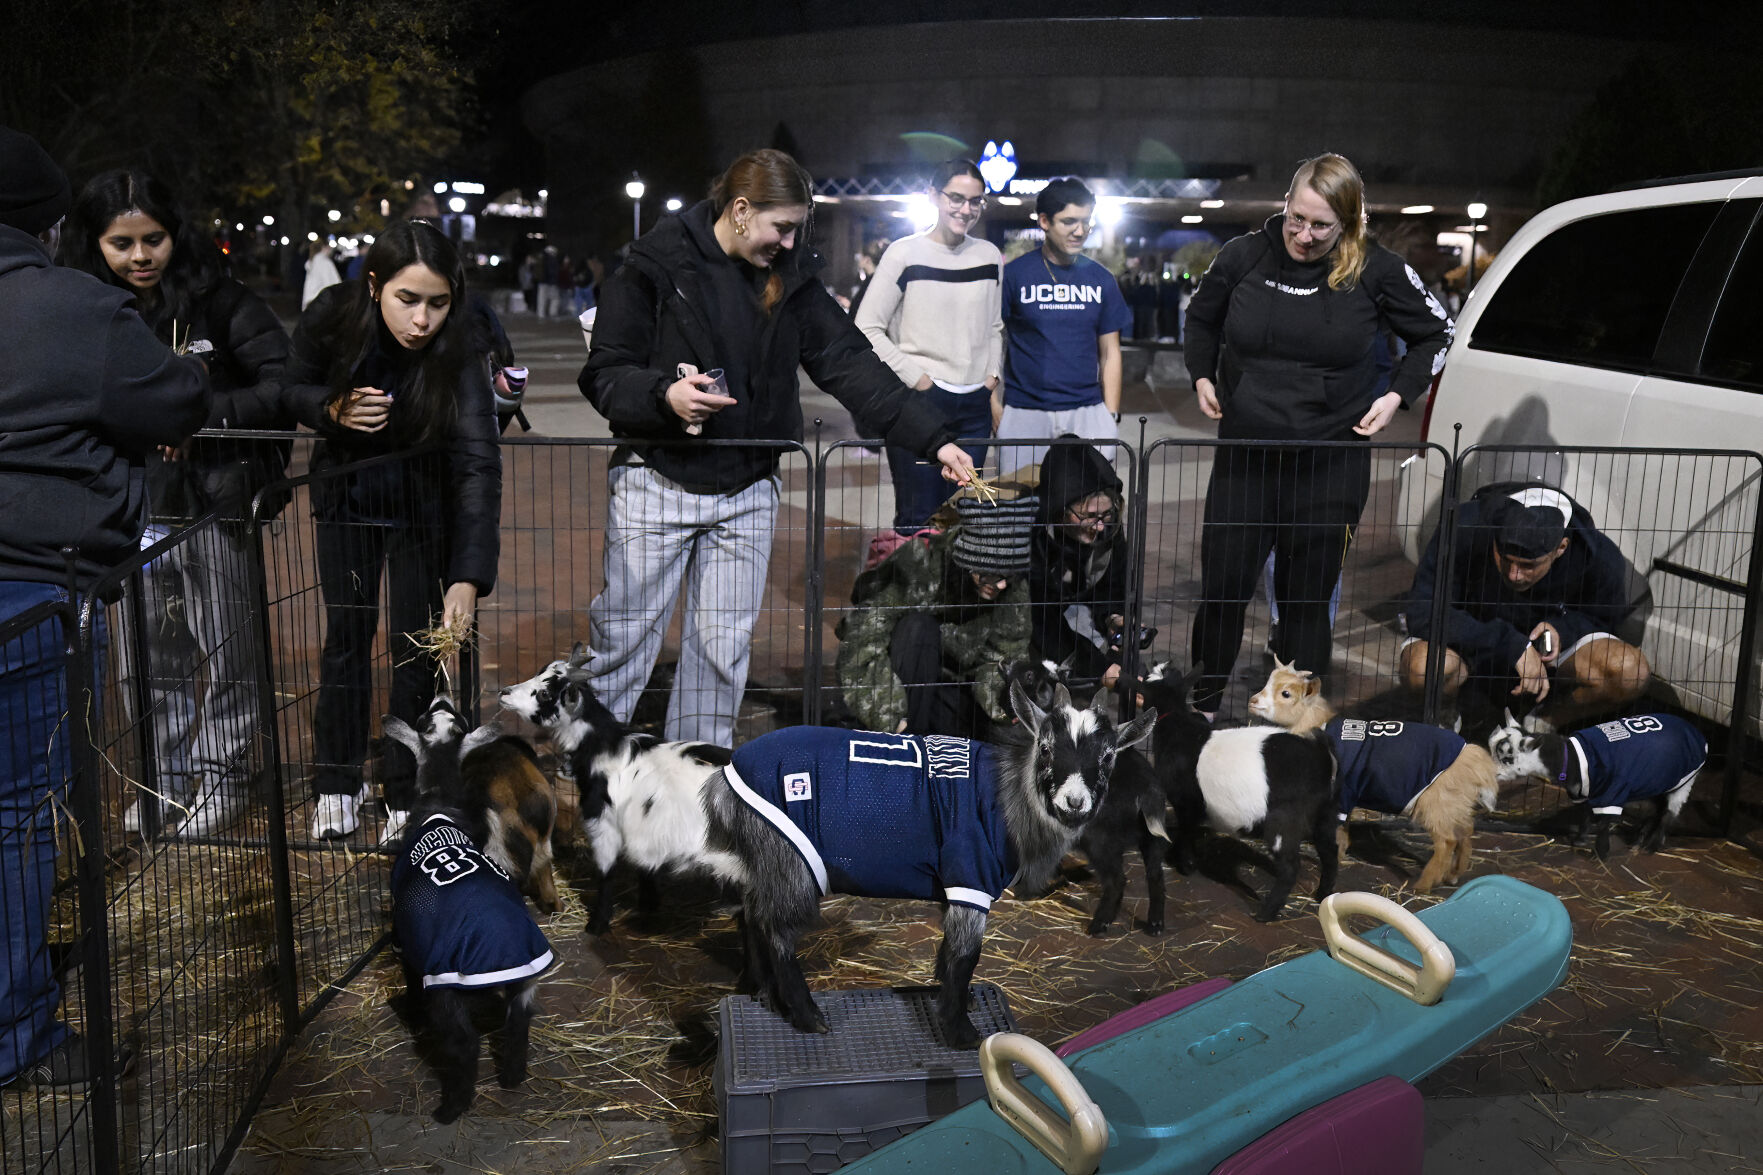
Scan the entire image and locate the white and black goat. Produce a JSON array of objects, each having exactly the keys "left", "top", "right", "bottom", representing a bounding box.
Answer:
[
  {"left": 701, "top": 682, "right": 1156, "bottom": 1047},
  {"left": 1488, "top": 710, "right": 1705, "bottom": 860},
  {"left": 381, "top": 697, "right": 556, "bottom": 1123},
  {"left": 1249, "top": 658, "right": 1498, "bottom": 894},
  {"left": 1139, "top": 663, "right": 1339, "bottom": 922},
  {"left": 497, "top": 644, "right": 735, "bottom": 934},
  {"left": 1003, "top": 658, "right": 1170, "bottom": 936}
]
